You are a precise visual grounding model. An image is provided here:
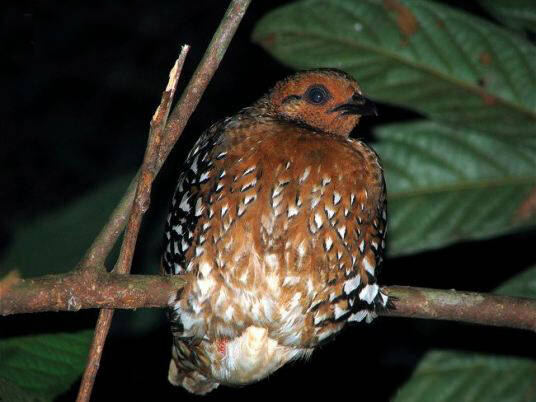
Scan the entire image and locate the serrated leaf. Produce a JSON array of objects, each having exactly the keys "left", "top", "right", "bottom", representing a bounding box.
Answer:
[
  {"left": 253, "top": 0, "right": 536, "bottom": 136},
  {"left": 374, "top": 121, "right": 536, "bottom": 256},
  {"left": 393, "top": 350, "right": 536, "bottom": 402},
  {"left": 478, "top": 0, "right": 536, "bottom": 33},
  {"left": 0, "top": 331, "right": 93, "bottom": 401},
  {"left": 495, "top": 265, "right": 536, "bottom": 298},
  {"left": 1, "top": 174, "right": 134, "bottom": 277}
]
